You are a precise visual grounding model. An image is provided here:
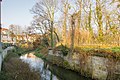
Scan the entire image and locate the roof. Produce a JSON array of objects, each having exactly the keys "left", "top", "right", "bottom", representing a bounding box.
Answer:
[{"left": 1, "top": 28, "right": 9, "bottom": 31}]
